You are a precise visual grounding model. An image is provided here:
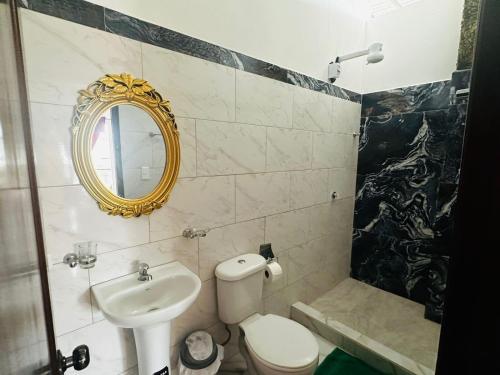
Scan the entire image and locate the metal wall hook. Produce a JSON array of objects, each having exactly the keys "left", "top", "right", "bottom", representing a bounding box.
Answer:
[
  {"left": 182, "top": 227, "right": 210, "bottom": 239},
  {"left": 63, "top": 253, "right": 79, "bottom": 268}
]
